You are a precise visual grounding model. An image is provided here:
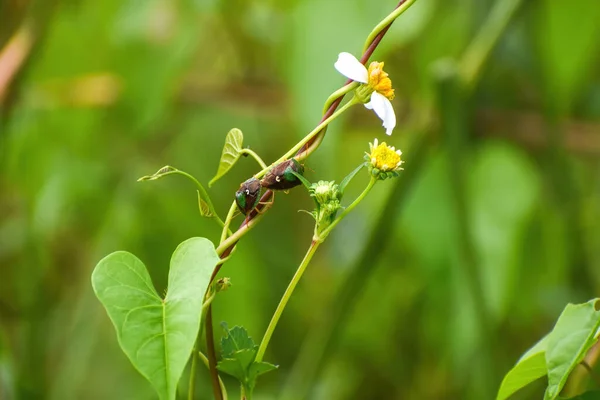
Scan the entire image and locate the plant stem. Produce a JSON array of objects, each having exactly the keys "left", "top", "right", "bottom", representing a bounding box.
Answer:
[
  {"left": 240, "top": 384, "right": 251, "bottom": 400},
  {"left": 198, "top": 352, "right": 228, "bottom": 400},
  {"left": 255, "top": 97, "right": 359, "bottom": 178},
  {"left": 319, "top": 177, "right": 377, "bottom": 239},
  {"left": 563, "top": 340, "right": 600, "bottom": 396},
  {"left": 241, "top": 148, "right": 268, "bottom": 170},
  {"left": 221, "top": 202, "right": 238, "bottom": 243},
  {"left": 215, "top": 201, "right": 272, "bottom": 256},
  {"left": 174, "top": 170, "right": 218, "bottom": 216},
  {"left": 322, "top": 82, "right": 359, "bottom": 115},
  {"left": 188, "top": 346, "right": 198, "bottom": 400},
  {"left": 188, "top": 291, "right": 217, "bottom": 399},
  {"left": 362, "top": 0, "right": 418, "bottom": 54},
  {"left": 202, "top": 2, "right": 406, "bottom": 395},
  {"left": 153, "top": 169, "right": 227, "bottom": 228},
  {"left": 255, "top": 239, "right": 321, "bottom": 363},
  {"left": 281, "top": 133, "right": 430, "bottom": 400},
  {"left": 205, "top": 307, "right": 223, "bottom": 400}
]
